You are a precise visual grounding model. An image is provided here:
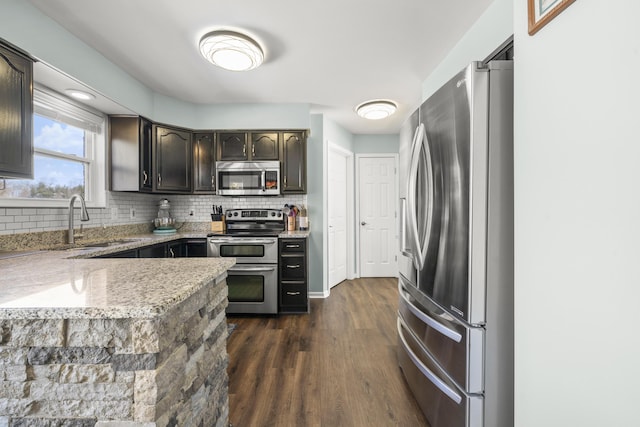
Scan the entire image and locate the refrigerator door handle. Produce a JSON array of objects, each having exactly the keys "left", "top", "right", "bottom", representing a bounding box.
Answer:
[
  {"left": 398, "top": 280, "right": 463, "bottom": 343},
  {"left": 407, "top": 123, "right": 425, "bottom": 270},
  {"left": 397, "top": 318, "right": 463, "bottom": 404},
  {"left": 400, "top": 198, "right": 412, "bottom": 258}
]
